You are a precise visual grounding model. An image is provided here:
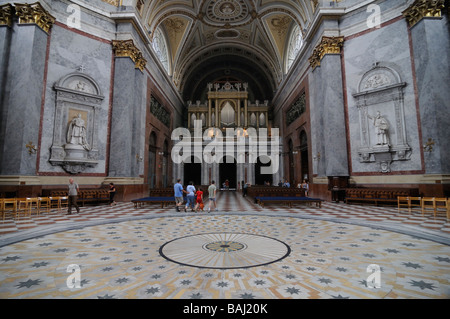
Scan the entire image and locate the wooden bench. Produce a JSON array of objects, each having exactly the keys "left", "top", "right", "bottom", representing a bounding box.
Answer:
[
  {"left": 345, "top": 188, "right": 419, "bottom": 206},
  {"left": 131, "top": 196, "right": 179, "bottom": 209},
  {"left": 255, "top": 196, "right": 323, "bottom": 208},
  {"left": 47, "top": 189, "right": 110, "bottom": 206}
]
